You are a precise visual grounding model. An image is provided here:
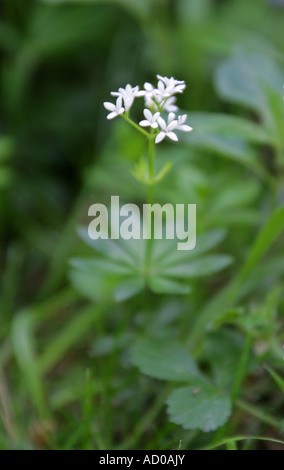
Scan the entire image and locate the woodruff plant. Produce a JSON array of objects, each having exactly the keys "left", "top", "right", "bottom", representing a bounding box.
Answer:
[
  {"left": 71, "top": 74, "right": 236, "bottom": 439},
  {"left": 71, "top": 75, "right": 232, "bottom": 299},
  {"left": 104, "top": 75, "right": 192, "bottom": 204}
]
